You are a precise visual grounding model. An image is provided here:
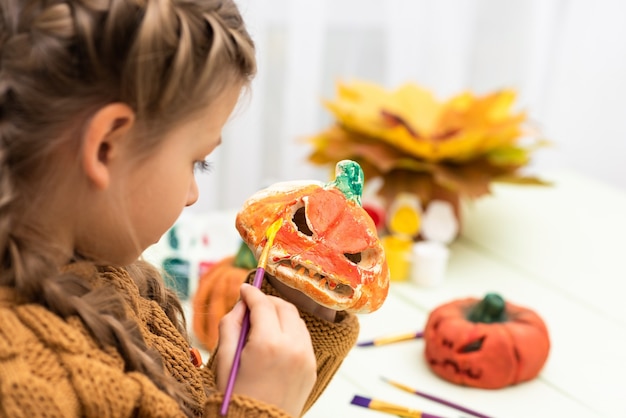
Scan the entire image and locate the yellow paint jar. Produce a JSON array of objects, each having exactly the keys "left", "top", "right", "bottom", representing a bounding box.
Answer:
[
  {"left": 387, "top": 193, "right": 421, "bottom": 237},
  {"left": 381, "top": 234, "right": 413, "bottom": 281}
]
